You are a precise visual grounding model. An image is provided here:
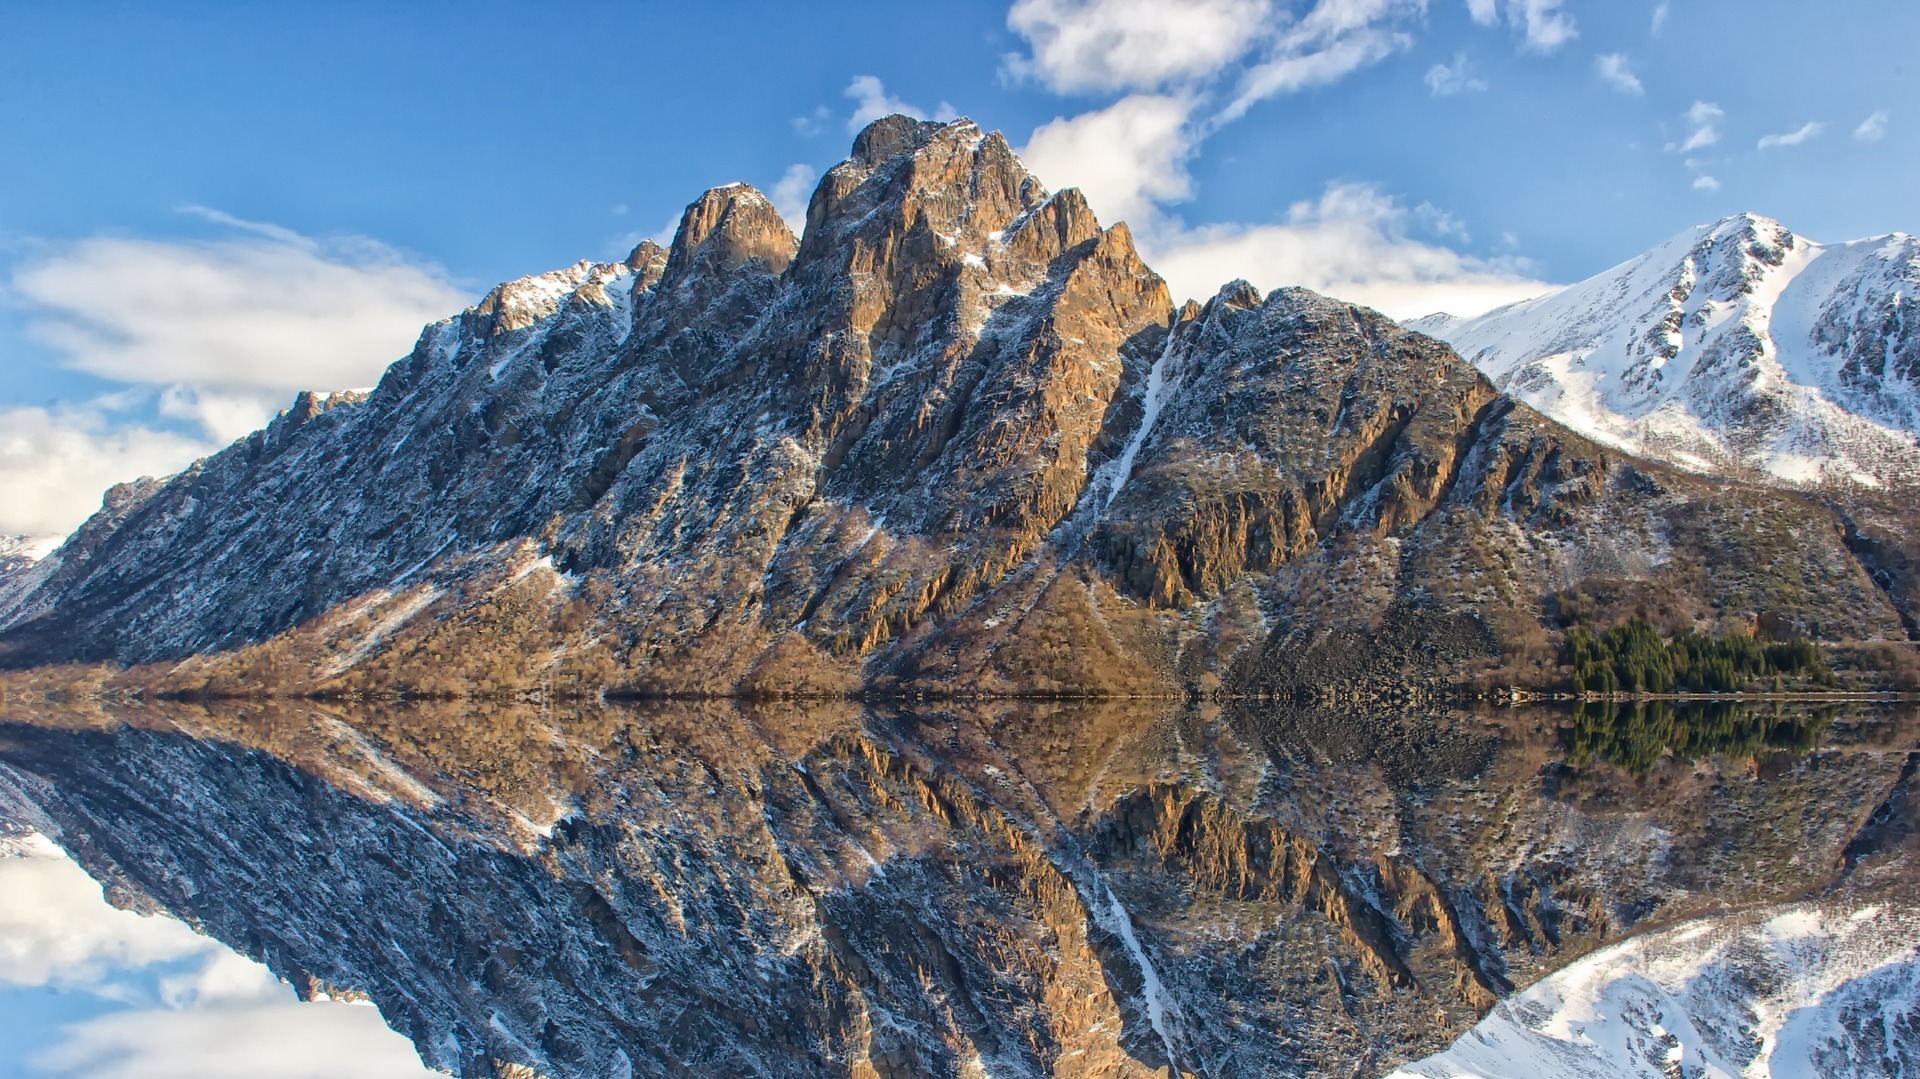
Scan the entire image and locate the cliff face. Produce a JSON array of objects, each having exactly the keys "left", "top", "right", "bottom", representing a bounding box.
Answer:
[
  {"left": 0, "top": 118, "right": 1911, "bottom": 694},
  {"left": 3, "top": 697, "right": 1913, "bottom": 1078}
]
